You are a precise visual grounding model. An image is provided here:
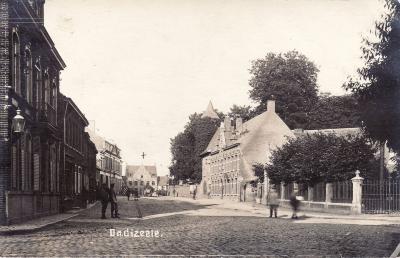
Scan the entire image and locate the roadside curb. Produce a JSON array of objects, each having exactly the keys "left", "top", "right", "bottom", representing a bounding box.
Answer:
[
  {"left": 161, "top": 197, "right": 400, "bottom": 224},
  {"left": 0, "top": 202, "right": 99, "bottom": 236},
  {"left": 0, "top": 213, "right": 79, "bottom": 236}
]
